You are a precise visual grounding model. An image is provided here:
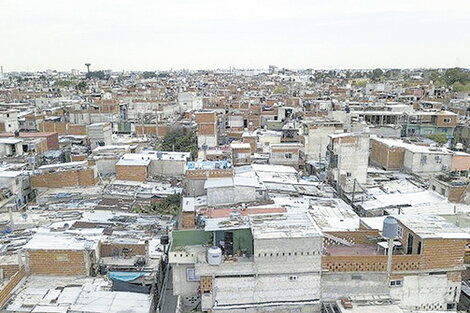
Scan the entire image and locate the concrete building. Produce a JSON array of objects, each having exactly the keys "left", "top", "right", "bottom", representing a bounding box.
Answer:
[
  {"left": 115, "top": 151, "right": 190, "bottom": 181},
  {"left": 327, "top": 132, "right": 370, "bottom": 191},
  {"left": 403, "top": 145, "right": 453, "bottom": 174},
  {"left": 402, "top": 110, "right": 458, "bottom": 138},
  {"left": 231, "top": 142, "right": 251, "bottom": 166},
  {"left": 429, "top": 175, "right": 470, "bottom": 203},
  {"left": 178, "top": 92, "right": 203, "bottom": 112},
  {"left": 204, "top": 175, "right": 267, "bottom": 206},
  {"left": 184, "top": 160, "right": 233, "bottom": 197},
  {"left": 269, "top": 142, "right": 303, "bottom": 169},
  {"left": 322, "top": 215, "right": 469, "bottom": 311},
  {"left": 0, "top": 132, "right": 59, "bottom": 151},
  {"left": 87, "top": 122, "right": 112, "bottom": 149},
  {"left": 0, "top": 110, "right": 19, "bottom": 133},
  {"left": 170, "top": 211, "right": 322, "bottom": 313},
  {"left": 302, "top": 119, "right": 344, "bottom": 161}
]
